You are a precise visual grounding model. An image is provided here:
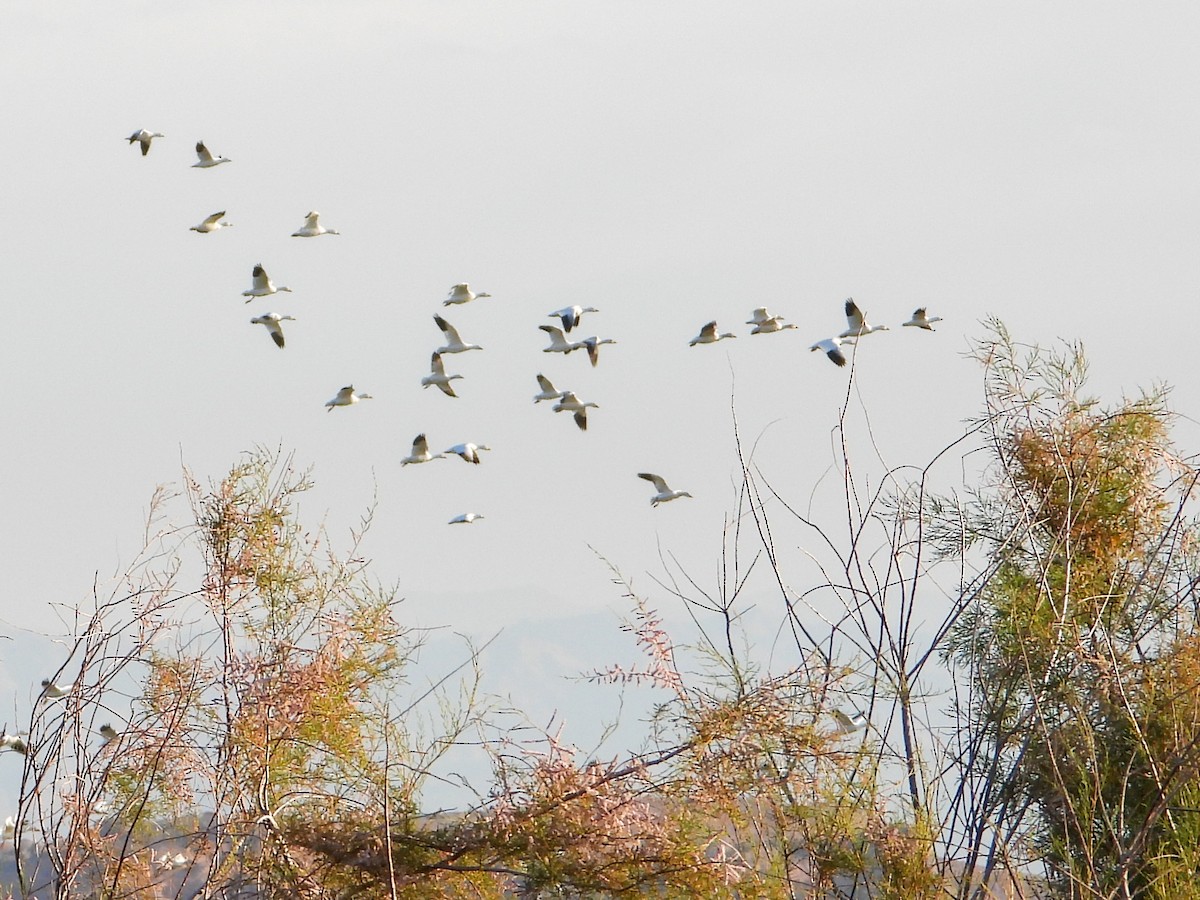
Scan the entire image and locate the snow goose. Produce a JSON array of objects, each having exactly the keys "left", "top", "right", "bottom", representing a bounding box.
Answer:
[
  {"left": 839, "top": 299, "right": 889, "bottom": 338},
  {"left": 126, "top": 129, "right": 165, "bottom": 156},
  {"left": 750, "top": 317, "right": 798, "bottom": 335},
  {"left": 445, "top": 442, "right": 491, "bottom": 464},
  {"left": 242, "top": 264, "right": 292, "bottom": 302},
  {"left": 325, "top": 385, "right": 373, "bottom": 411},
  {"left": 0, "top": 734, "right": 26, "bottom": 755},
  {"left": 192, "top": 140, "right": 231, "bottom": 168},
  {"left": 809, "top": 336, "right": 855, "bottom": 368},
  {"left": 401, "top": 434, "right": 445, "bottom": 466},
  {"left": 433, "top": 315, "right": 482, "bottom": 353},
  {"left": 250, "top": 313, "right": 294, "bottom": 349},
  {"left": 190, "top": 210, "right": 233, "bottom": 233},
  {"left": 39, "top": 679, "right": 70, "bottom": 700},
  {"left": 581, "top": 336, "right": 617, "bottom": 367},
  {"left": 291, "top": 210, "right": 340, "bottom": 237},
  {"left": 549, "top": 305, "right": 599, "bottom": 333},
  {"left": 532, "top": 374, "right": 563, "bottom": 403},
  {"left": 832, "top": 708, "right": 867, "bottom": 734},
  {"left": 448, "top": 513, "right": 485, "bottom": 525},
  {"left": 902, "top": 307, "right": 943, "bottom": 331},
  {"left": 539, "top": 324, "right": 585, "bottom": 354},
  {"left": 689, "top": 321, "right": 737, "bottom": 346},
  {"left": 746, "top": 307, "right": 776, "bottom": 325},
  {"left": 637, "top": 473, "right": 693, "bottom": 506},
  {"left": 552, "top": 391, "right": 599, "bottom": 431},
  {"left": 421, "top": 352, "right": 463, "bottom": 397},
  {"left": 444, "top": 283, "right": 491, "bottom": 306}
]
